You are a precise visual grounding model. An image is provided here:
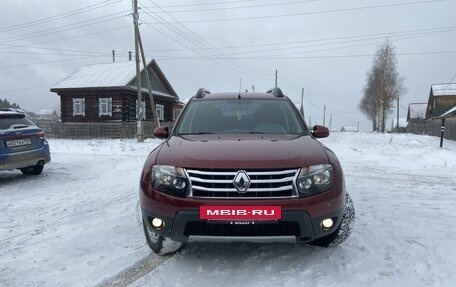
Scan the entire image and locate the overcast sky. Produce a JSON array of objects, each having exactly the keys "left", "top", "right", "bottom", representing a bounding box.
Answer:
[{"left": 1, "top": 0, "right": 455, "bottom": 131}]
